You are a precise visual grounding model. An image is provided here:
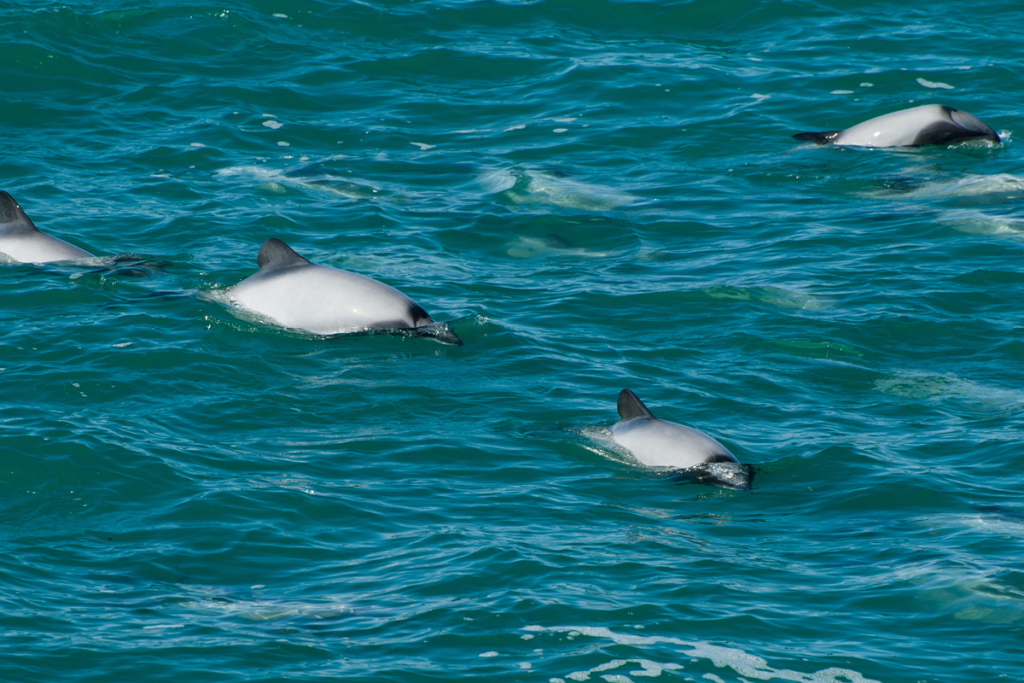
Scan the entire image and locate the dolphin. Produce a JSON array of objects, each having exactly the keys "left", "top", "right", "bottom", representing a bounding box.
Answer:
[
  {"left": 610, "top": 388, "right": 752, "bottom": 490},
  {"left": 226, "top": 238, "right": 461, "bottom": 345},
  {"left": 0, "top": 191, "right": 94, "bottom": 263},
  {"left": 793, "top": 104, "right": 1001, "bottom": 148}
]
